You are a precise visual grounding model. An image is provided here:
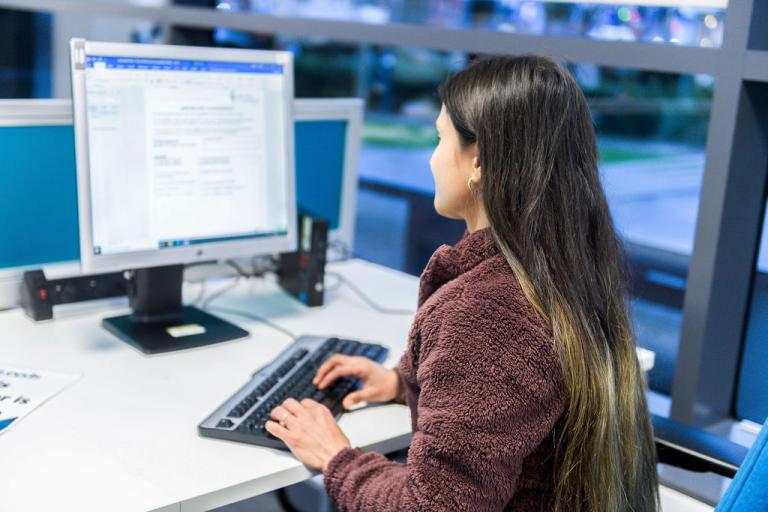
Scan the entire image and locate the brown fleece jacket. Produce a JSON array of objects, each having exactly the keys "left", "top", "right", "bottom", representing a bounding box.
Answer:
[{"left": 324, "top": 227, "right": 566, "bottom": 511}]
